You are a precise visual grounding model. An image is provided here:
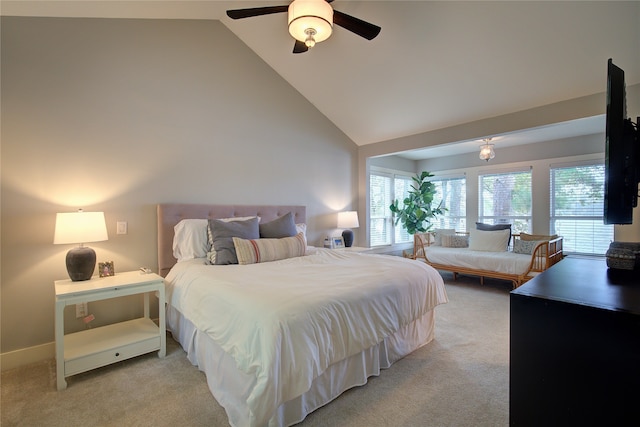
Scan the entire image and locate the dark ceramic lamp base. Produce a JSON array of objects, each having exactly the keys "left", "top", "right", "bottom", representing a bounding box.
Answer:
[
  {"left": 342, "top": 229, "right": 354, "bottom": 247},
  {"left": 66, "top": 246, "right": 96, "bottom": 281}
]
